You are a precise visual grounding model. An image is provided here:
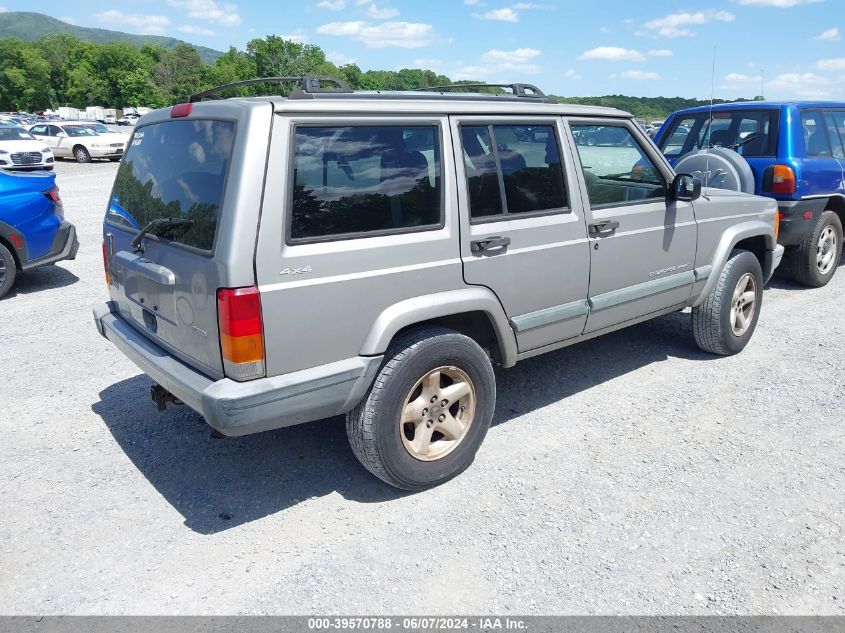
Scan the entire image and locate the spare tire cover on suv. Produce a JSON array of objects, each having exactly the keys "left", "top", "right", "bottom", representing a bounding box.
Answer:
[{"left": 673, "top": 147, "right": 755, "bottom": 194}]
